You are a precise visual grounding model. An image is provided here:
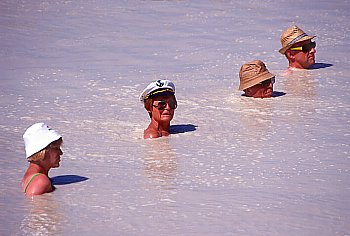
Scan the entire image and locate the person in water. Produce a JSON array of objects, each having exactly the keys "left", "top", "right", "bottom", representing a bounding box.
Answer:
[
  {"left": 139, "top": 79, "right": 177, "bottom": 139},
  {"left": 279, "top": 25, "right": 316, "bottom": 69},
  {"left": 21, "top": 123, "right": 63, "bottom": 196},
  {"left": 238, "top": 60, "right": 276, "bottom": 98}
]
